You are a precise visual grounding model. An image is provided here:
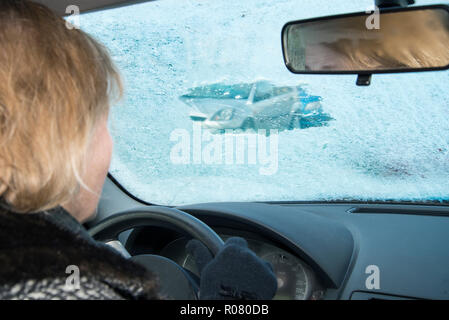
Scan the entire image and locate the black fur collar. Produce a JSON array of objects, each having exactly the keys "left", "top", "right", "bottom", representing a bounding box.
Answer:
[{"left": 0, "top": 207, "right": 159, "bottom": 299}]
